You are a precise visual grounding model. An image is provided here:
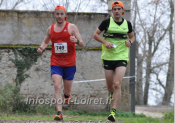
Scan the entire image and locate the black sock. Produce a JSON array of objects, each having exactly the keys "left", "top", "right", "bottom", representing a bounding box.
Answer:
[
  {"left": 64, "top": 94, "right": 69, "bottom": 98},
  {"left": 57, "top": 111, "right": 62, "bottom": 115},
  {"left": 111, "top": 108, "right": 116, "bottom": 112}
]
